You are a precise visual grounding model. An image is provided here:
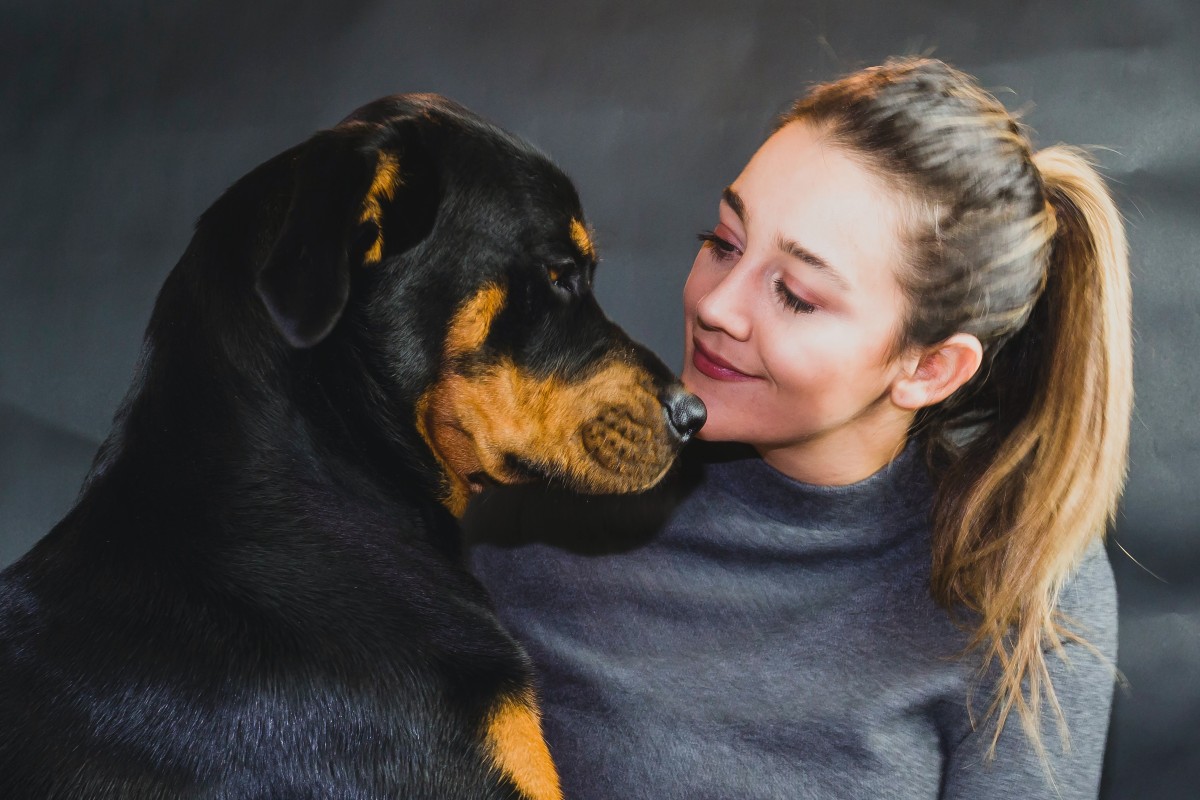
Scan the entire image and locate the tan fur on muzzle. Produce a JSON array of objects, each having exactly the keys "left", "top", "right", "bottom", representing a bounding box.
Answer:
[{"left": 416, "top": 285, "right": 677, "bottom": 516}]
